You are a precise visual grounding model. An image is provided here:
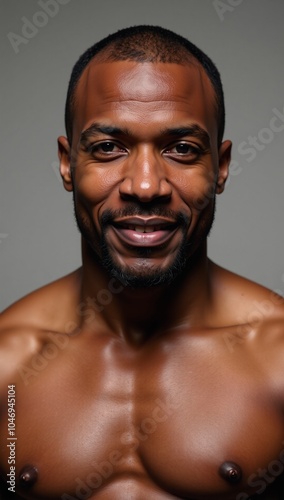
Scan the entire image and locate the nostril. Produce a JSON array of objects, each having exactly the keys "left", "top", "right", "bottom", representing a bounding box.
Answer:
[{"left": 119, "top": 176, "right": 172, "bottom": 203}]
